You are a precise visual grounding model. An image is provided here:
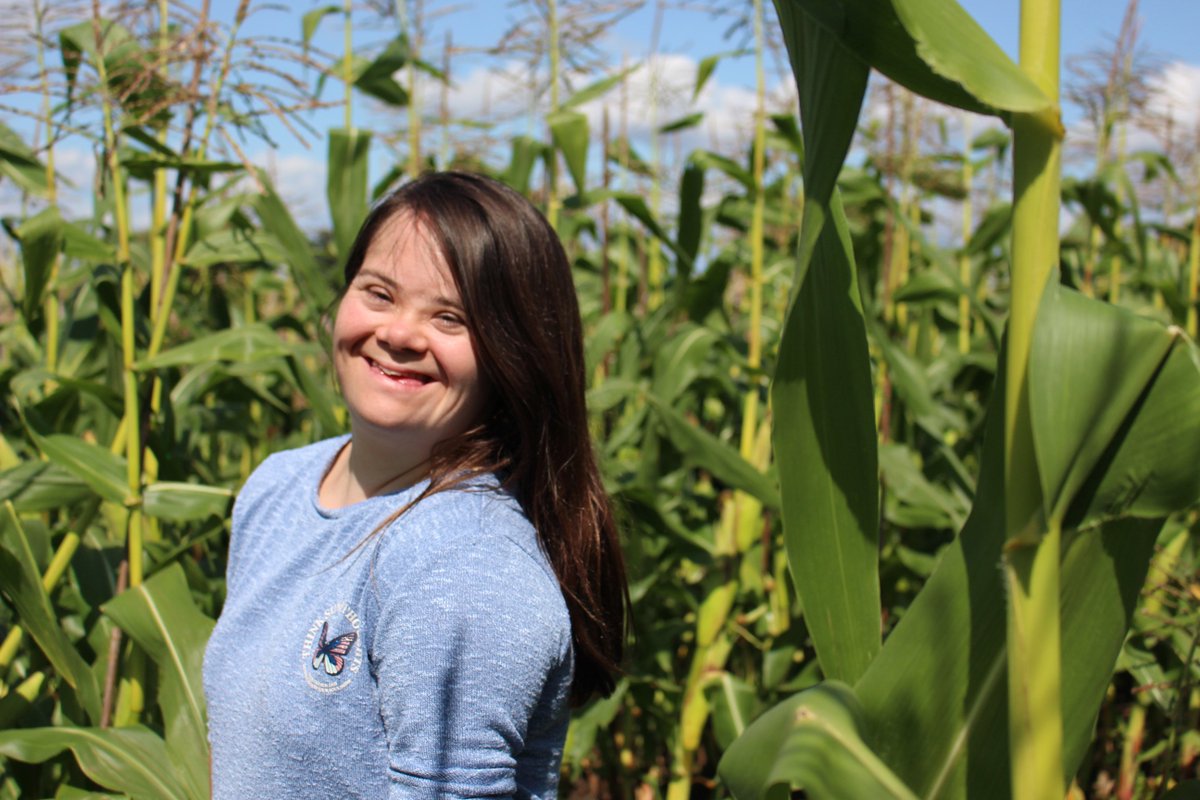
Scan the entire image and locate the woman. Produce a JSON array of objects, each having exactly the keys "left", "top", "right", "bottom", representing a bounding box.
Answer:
[{"left": 203, "top": 171, "right": 628, "bottom": 799}]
